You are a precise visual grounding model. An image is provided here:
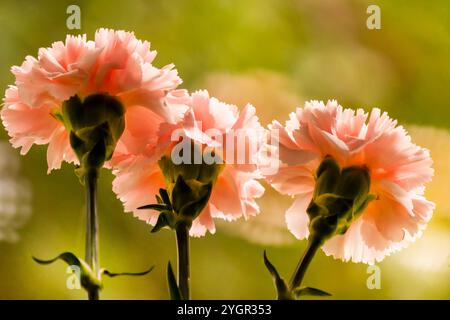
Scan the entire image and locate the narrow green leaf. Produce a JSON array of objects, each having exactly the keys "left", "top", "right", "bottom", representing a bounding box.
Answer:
[
  {"left": 33, "top": 252, "right": 82, "bottom": 267},
  {"left": 293, "top": 286, "right": 332, "bottom": 297},
  {"left": 159, "top": 188, "right": 171, "bottom": 207},
  {"left": 263, "top": 250, "right": 291, "bottom": 300},
  {"left": 102, "top": 265, "right": 154, "bottom": 278},
  {"left": 151, "top": 212, "right": 170, "bottom": 233},
  {"left": 33, "top": 252, "right": 102, "bottom": 291},
  {"left": 167, "top": 262, "right": 182, "bottom": 300},
  {"left": 137, "top": 203, "right": 169, "bottom": 211}
]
